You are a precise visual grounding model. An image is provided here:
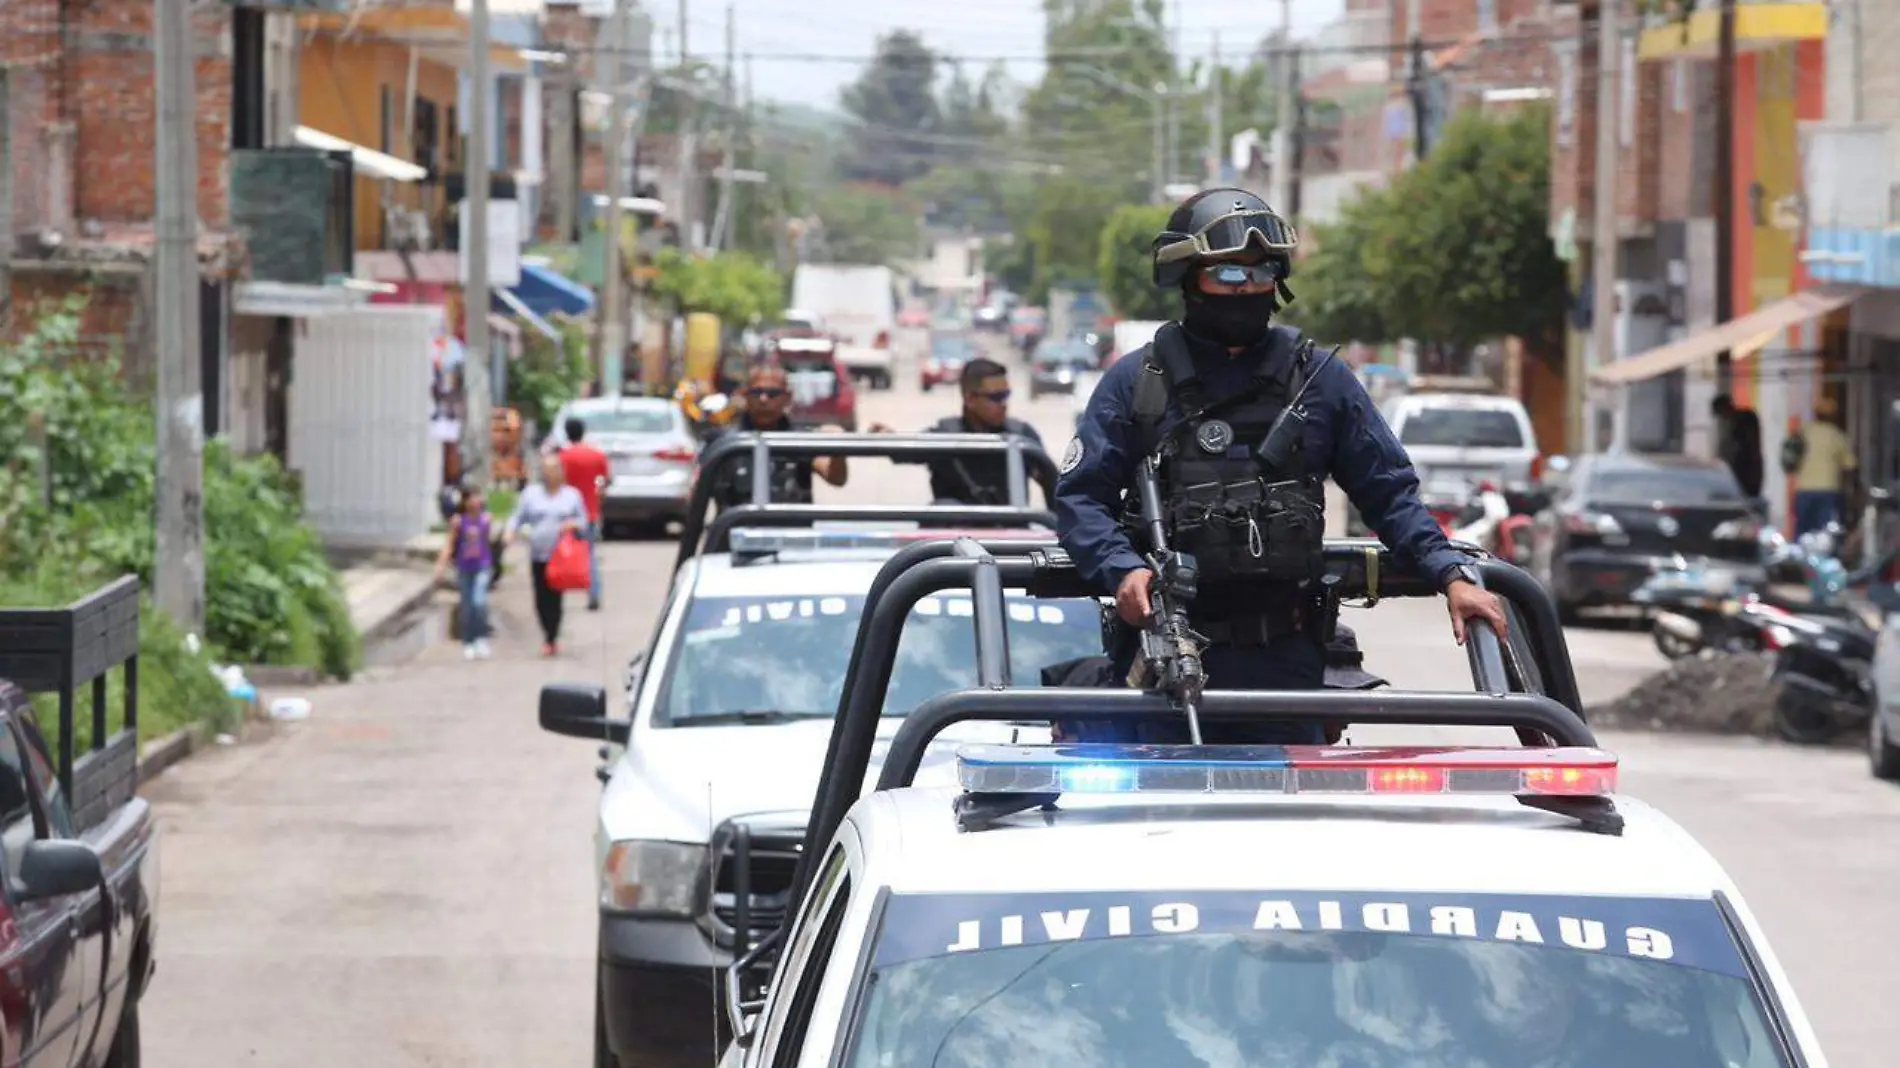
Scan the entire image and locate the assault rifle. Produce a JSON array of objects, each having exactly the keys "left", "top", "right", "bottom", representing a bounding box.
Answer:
[{"left": 1128, "top": 454, "right": 1209, "bottom": 743}]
